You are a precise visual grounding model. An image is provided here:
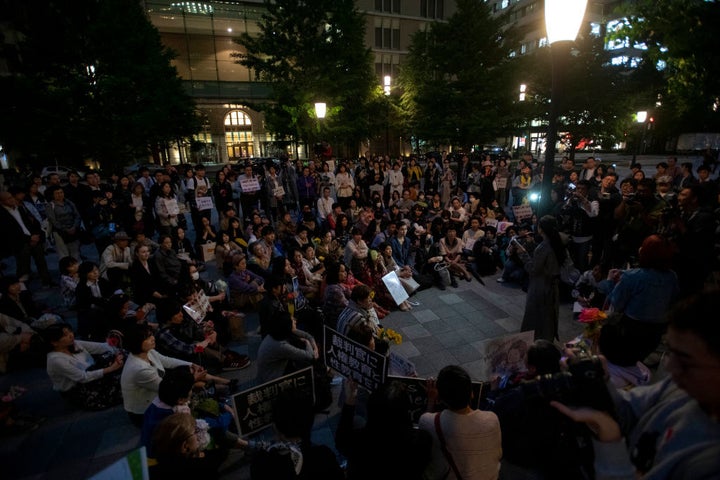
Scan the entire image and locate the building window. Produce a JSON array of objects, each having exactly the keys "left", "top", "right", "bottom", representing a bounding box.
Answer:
[
  {"left": 421, "top": 0, "right": 444, "bottom": 19},
  {"left": 376, "top": 0, "right": 400, "bottom": 13},
  {"left": 374, "top": 19, "right": 400, "bottom": 49},
  {"left": 224, "top": 110, "right": 254, "bottom": 159}
]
